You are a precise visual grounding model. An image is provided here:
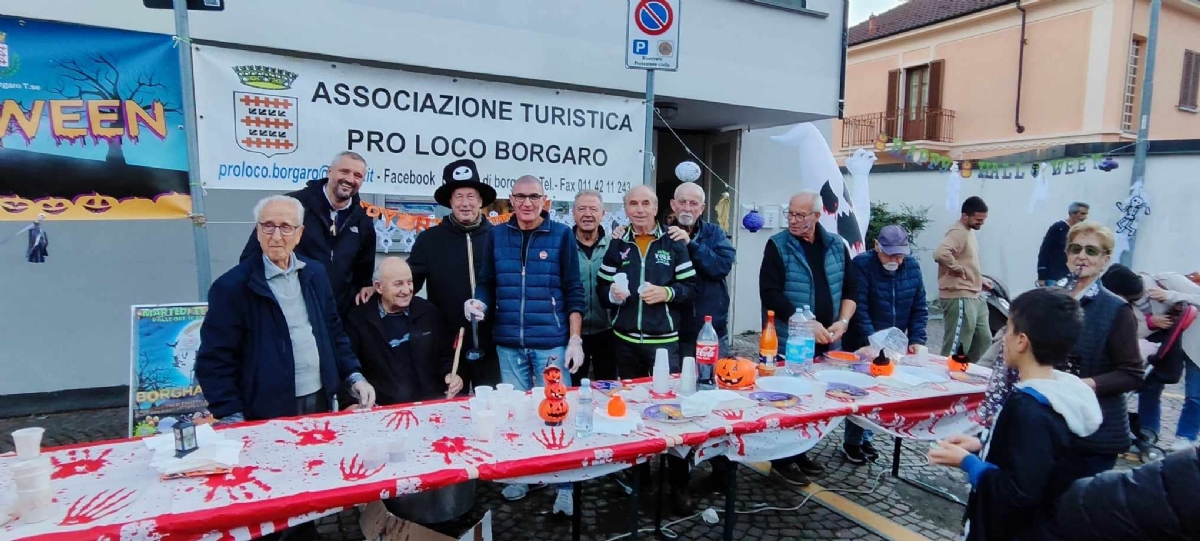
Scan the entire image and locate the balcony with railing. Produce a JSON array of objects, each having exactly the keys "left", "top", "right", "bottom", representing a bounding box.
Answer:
[{"left": 840, "top": 107, "right": 956, "bottom": 148}]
